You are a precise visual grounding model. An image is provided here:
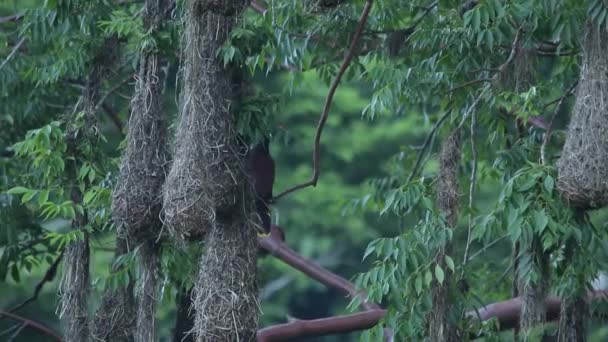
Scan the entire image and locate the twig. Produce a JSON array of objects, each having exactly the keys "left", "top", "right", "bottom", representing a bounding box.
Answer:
[
  {"left": 447, "top": 78, "right": 492, "bottom": 94},
  {"left": 7, "top": 322, "right": 26, "bottom": 342},
  {"left": 407, "top": 107, "right": 453, "bottom": 183},
  {"left": 0, "top": 13, "right": 24, "bottom": 24},
  {"left": 456, "top": 26, "right": 524, "bottom": 129},
  {"left": 368, "top": 0, "right": 437, "bottom": 35},
  {"left": 0, "top": 310, "right": 63, "bottom": 341},
  {"left": 273, "top": 0, "right": 375, "bottom": 200},
  {"left": 102, "top": 103, "right": 124, "bottom": 134},
  {"left": 466, "top": 235, "right": 508, "bottom": 262},
  {"left": 462, "top": 109, "right": 477, "bottom": 266},
  {"left": 540, "top": 81, "right": 577, "bottom": 165},
  {"left": 9, "top": 251, "right": 64, "bottom": 313},
  {"left": 94, "top": 74, "right": 134, "bottom": 112},
  {"left": 0, "top": 37, "right": 25, "bottom": 71},
  {"left": 250, "top": 0, "right": 267, "bottom": 13}
]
